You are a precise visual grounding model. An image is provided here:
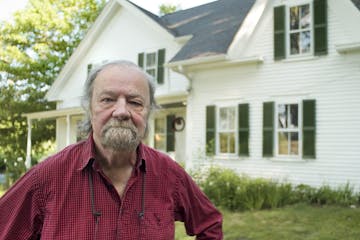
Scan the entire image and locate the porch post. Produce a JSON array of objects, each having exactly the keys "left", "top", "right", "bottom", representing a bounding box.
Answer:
[
  {"left": 66, "top": 114, "right": 71, "bottom": 146},
  {"left": 25, "top": 118, "right": 32, "bottom": 169}
]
